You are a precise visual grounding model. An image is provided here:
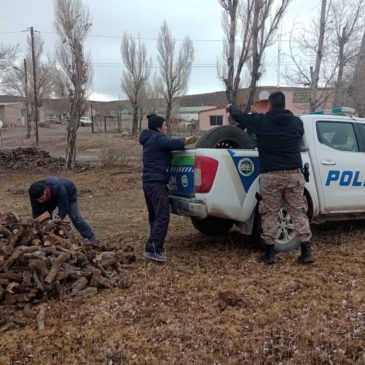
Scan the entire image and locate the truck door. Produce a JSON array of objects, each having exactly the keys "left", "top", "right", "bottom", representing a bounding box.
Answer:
[{"left": 314, "top": 120, "right": 365, "bottom": 212}]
